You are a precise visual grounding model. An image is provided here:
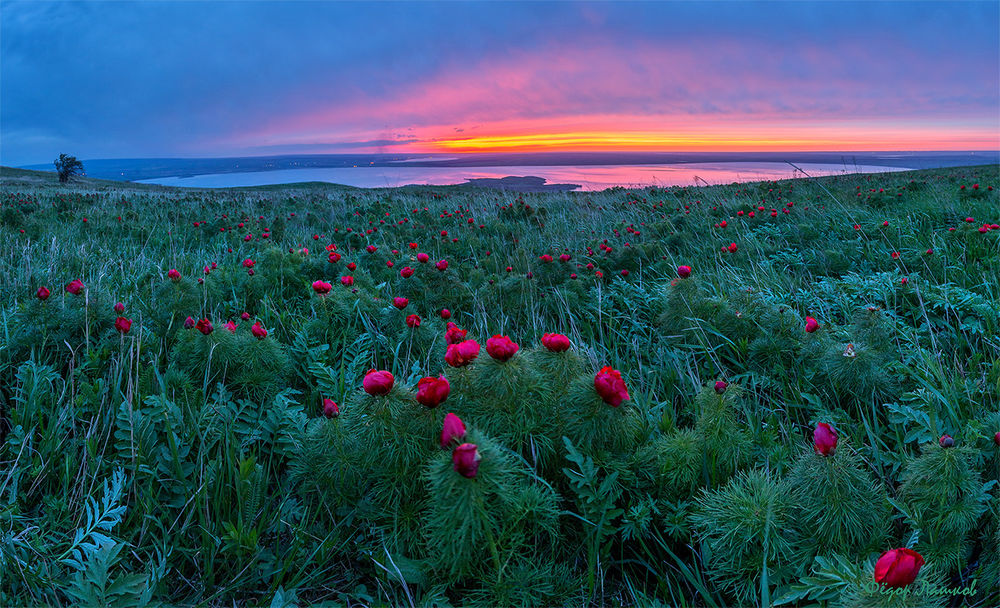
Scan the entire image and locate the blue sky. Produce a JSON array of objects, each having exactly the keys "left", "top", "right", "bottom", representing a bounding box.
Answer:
[{"left": 2, "top": 1, "right": 998, "bottom": 165}]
